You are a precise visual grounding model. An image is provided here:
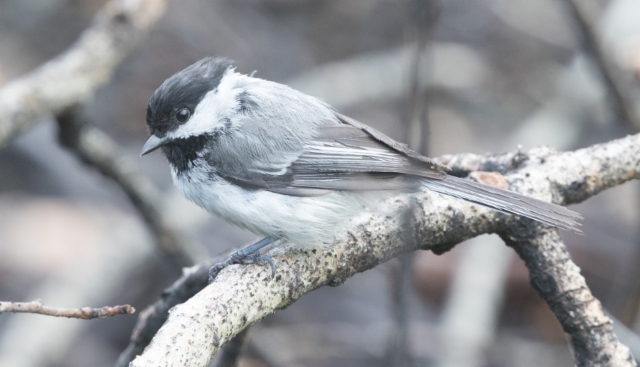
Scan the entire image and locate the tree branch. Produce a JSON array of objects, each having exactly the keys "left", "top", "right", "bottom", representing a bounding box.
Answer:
[
  {"left": 561, "top": 0, "right": 640, "bottom": 132},
  {"left": 0, "top": 300, "right": 134, "bottom": 320},
  {"left": 0, "top": 0, "right": 167, "bottom": 147},
  {"left": 129, "top": 133, "right": 640, "bottom": 367},
  {"left": 502, "top": 226, "right": 634, "bottom": 365},
  {"left": 434, "top": 150, "right": 528, "bottom": 176},
  {"left": 56, "top": 107, "right": 203, "bottom": 268},
  {"left": 114, "top": 259, "right": 215, "bottom": 367}
]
